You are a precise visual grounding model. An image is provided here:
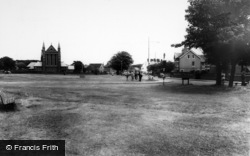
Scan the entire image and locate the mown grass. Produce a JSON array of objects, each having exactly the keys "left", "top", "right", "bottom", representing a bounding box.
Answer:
[{"left": 0, "top": 74, "right": 249, "bottom": 156}]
